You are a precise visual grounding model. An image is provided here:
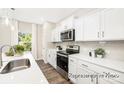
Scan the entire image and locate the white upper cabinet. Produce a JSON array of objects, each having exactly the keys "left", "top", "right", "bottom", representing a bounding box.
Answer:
[
  {"left": 55, "top": 26, "right": 61, "bottom": 42},
  {"left": 75, "top": 17, "right": 84, "bottom": 41},
  {"left": 53, "top": 9, "right": 124, "bottom": 42},
  {"left": 83, "top": 9, "right": 124, "bottom": 41},
  {"left": 51, "top": 26, "right": 61, "bottom": 42},
  {"left": 101, "top": 9, "right": 124, "bottom": 40},
  {"left": 84, "top": 11, "right": 100, "bottom": 41},
  {"left": 61, "top": 16, "right": 74, "bottom": 31}
]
